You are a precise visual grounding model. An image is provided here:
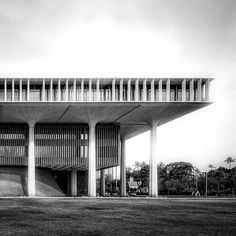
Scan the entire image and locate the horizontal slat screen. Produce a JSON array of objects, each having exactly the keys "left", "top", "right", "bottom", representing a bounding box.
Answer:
[
  {"left": 35, "top": 123, "right": 88, "bottom": 168},
  {"left": 0, "top": 123, "right": 28, "bottom": 165},
  {"left": 96, "top": 124, "right": 120, "bottom": 168}
]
